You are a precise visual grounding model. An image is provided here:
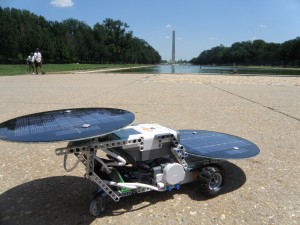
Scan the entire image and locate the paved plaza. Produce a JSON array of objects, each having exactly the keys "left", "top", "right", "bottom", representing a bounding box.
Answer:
[{"left": 0, "top": 73, "right": 299, "bottom": 225}]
